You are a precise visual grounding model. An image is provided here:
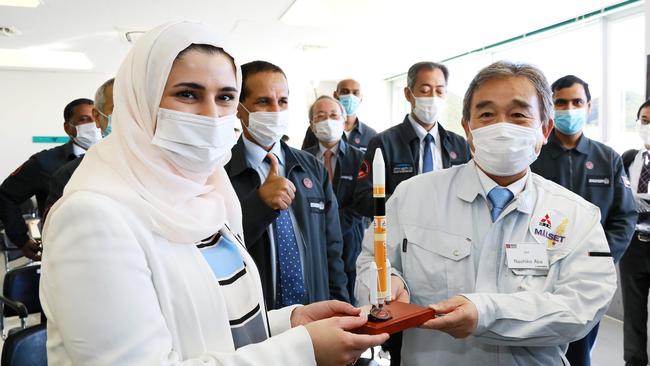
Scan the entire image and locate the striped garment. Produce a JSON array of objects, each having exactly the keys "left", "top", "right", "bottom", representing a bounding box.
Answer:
[{"left": 198, "top": 231, "right": 268, "bottom": 349}]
